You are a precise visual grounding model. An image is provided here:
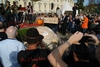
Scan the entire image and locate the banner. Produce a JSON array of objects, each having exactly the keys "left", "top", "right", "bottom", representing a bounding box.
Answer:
[{"left": 44, "top": 17, "right": 58, "bottom": 24}]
